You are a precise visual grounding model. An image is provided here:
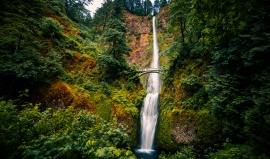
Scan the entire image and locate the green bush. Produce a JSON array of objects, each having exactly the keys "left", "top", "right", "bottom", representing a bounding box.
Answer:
[
  {"left": 195, "top": 109, "right": 221, "bottom": 144},
  {"left": 125, "top": 82, "right": 134, "bottom": 91},
  {"left": 84, "top": 82, "right": 98, "bottom": 91},
  {"left": 209, "top": 144, "right": 266, "bottom": 159},
  {"left": 159, "top": 146, "right": 196, "bottom": 159},
  {"left": 98, "top": 101, "right": 112, "bottom": 121},
  {"left": 181, "top": 74, "right": 201, "bottom": 92},
  {"left": 101, "top": 82, "right": 111, "bottom": 96},
  {"left": 113, "top": 80, "right": 122, "bottom": 89},
  {"left": 61, "top": 73, "right": 75, "bottom": 84},
  {"left": 0, "top": 50, "right": 64, "bottom": 83},
  {"left": 0, "top": 100, "right": 136, "bottom": 158},
  {"left": 41, "top": 17, "right": 63, "bottom": 39}
]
